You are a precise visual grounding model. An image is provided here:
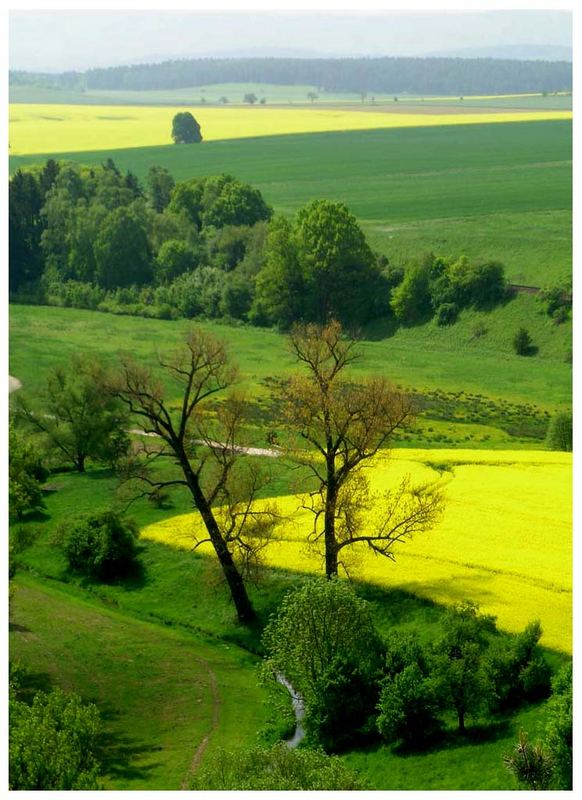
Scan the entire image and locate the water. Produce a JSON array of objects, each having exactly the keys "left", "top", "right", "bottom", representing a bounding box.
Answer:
[{"left": 276, "top": 673, "right": 305, "bottom": 748}]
